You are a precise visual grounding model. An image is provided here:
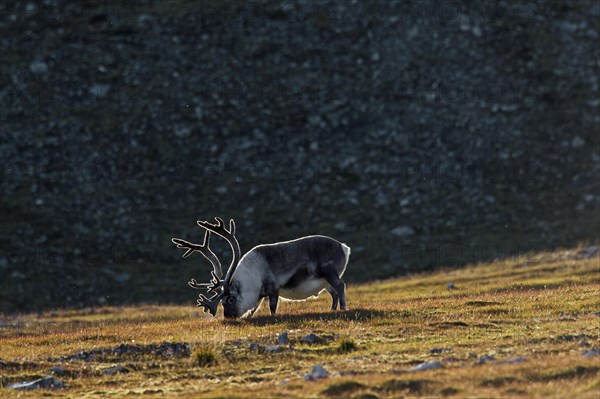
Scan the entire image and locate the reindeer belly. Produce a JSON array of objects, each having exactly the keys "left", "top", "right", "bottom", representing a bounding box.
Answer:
[{"left": 280, "top": 277, "right": 328, "bottom": 300}]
